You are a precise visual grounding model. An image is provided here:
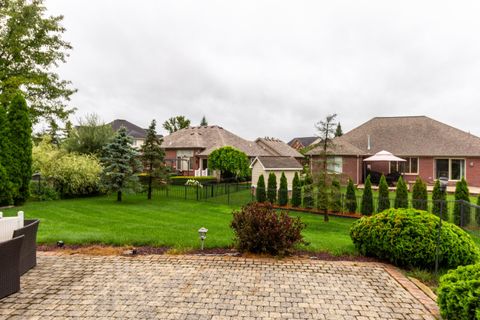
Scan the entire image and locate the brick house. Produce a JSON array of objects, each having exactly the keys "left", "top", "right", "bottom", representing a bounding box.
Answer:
[
  {"left": 287, "top": 136, "right": 319, "bottom": 151},
  {"left": 306, "top": 116, "right": 480, "bottom": 187},
  {"left": 162, "top": 125, "right": 303, "bottom": 176},
  {"left": 109, "top": 119, "right": 153, "bottom": 149}
]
